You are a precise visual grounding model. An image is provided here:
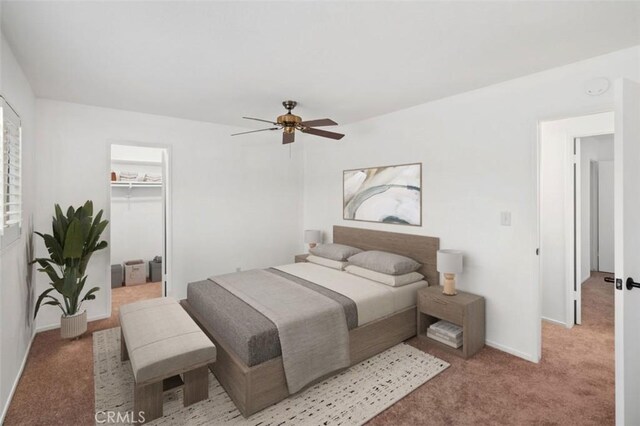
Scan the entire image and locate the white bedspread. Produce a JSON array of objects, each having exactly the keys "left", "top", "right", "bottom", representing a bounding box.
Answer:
[{"left": 275, "top": 263, "right": 428, "bottom": 326}]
